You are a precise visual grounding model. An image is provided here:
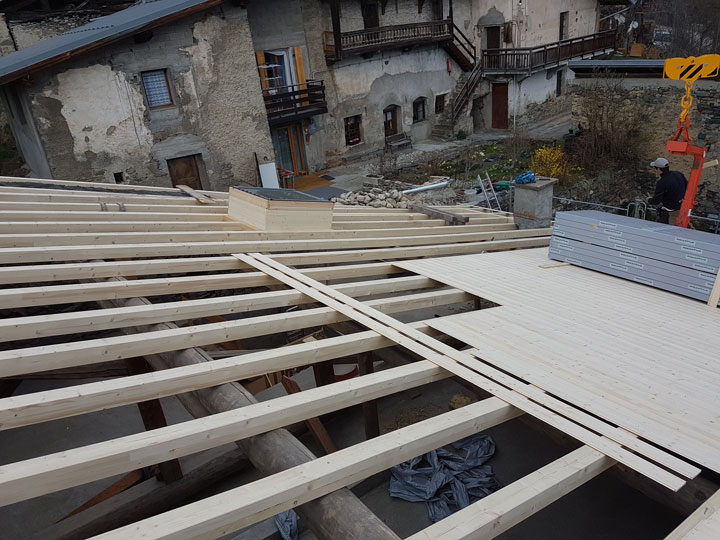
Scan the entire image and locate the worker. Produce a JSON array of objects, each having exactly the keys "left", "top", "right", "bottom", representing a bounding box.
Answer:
[{"left": 647, "top": 157, "right": 688, "bottom": 224}]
